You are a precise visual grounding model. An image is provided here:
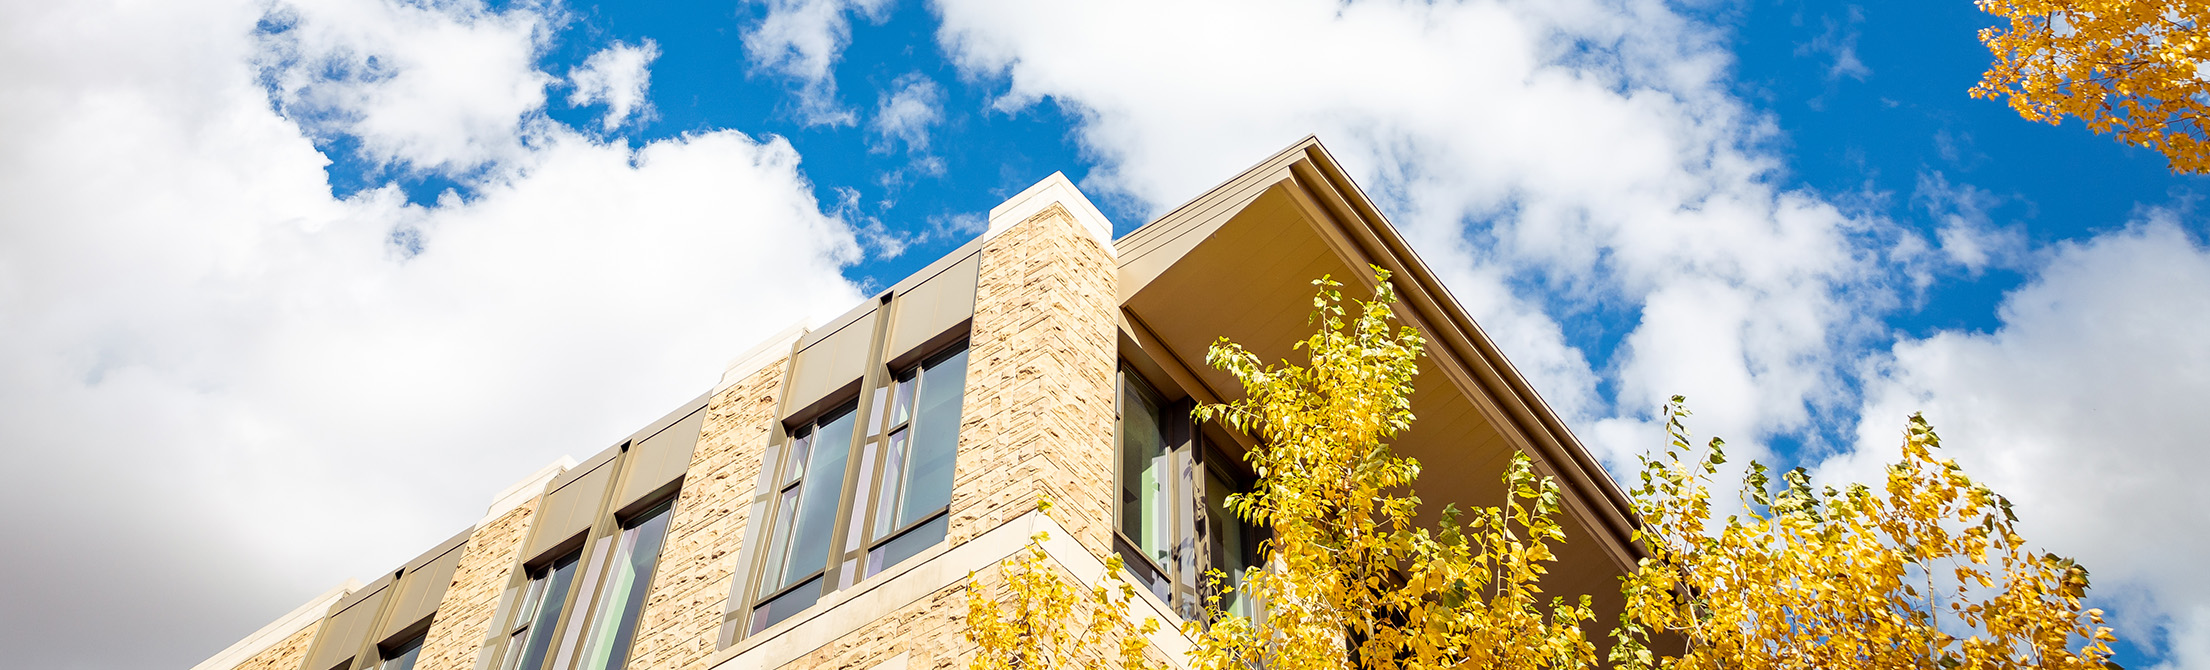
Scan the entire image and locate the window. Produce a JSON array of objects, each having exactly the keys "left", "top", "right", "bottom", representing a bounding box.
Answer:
[
  {"left": 856, "top": 344, "right": 967, "bottom": 578},
  {"left": 502, "top": 550, "right": 582, "bottom": 670},
  {"left": 379, "top": 635, "right": 423, "bottom": 670},
  {"left": 746, "top": 340, "right": 969, "bottom": 635},
  {"left": 572, "top": 500, "right": 674, "bottom": 670},
  {"left": 1113, "top": 367, "right": 1262, "bottom": 622},
  {"left": 750, "top": 402, "right": 857, "bottom": 634},
  {"left": 1204, "top": 466, "right": 1258, "bottom": 618}
]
